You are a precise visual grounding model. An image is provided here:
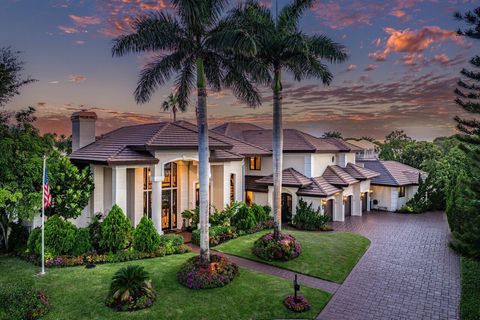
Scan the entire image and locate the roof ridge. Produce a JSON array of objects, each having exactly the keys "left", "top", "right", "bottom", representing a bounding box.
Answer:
[
  {"left": 173, "top": 121, "right": 234, "bottom": 149},
  {"left": 209, "top": 128, "right": 271, "bottom": 152},
  {"left": 379, "top": 160, "right": 401, "bottom": 185},
  {"left": 295, "top": 131, "right": 318, "bottom": 151},
  {"left": 146, "top": 122, "right": 170, "bottom": 146}
]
